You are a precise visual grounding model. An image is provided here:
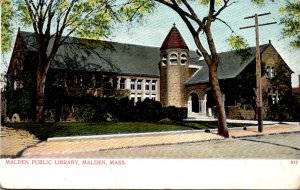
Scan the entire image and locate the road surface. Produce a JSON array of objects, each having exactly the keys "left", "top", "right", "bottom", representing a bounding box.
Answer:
[{"left": 22, "top": 132, "right": 300, "bottom": 159}]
